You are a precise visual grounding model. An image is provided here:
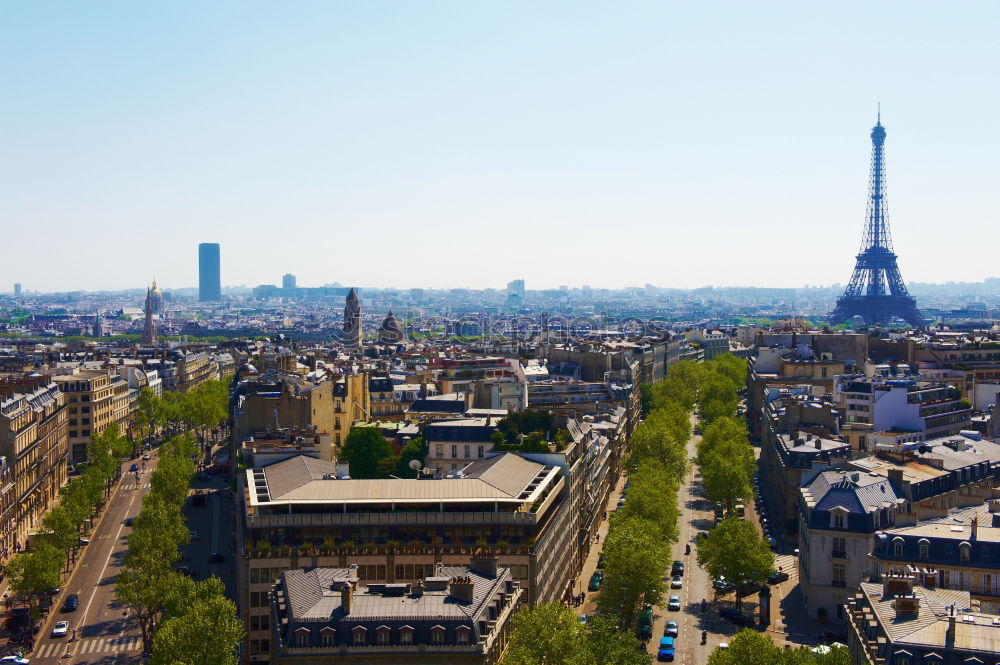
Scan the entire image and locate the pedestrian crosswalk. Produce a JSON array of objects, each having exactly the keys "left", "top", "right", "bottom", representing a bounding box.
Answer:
[
  {"left": 122, "top": 482, "right": 152, "bottom": 490},
  {"left": 33, "top": 636, "right": 141, "bottom": 658}
]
